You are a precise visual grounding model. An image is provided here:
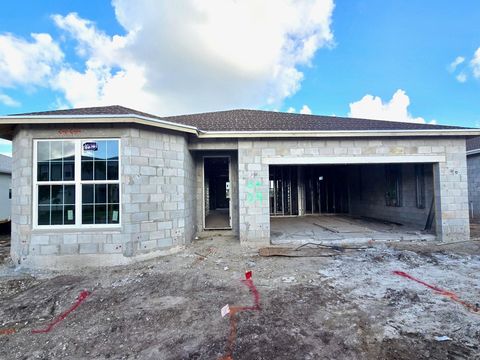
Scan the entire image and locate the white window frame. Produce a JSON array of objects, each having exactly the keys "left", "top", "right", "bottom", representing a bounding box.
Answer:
[{"left": 33, "top": 138, "right": 122, "bottom": 230}]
